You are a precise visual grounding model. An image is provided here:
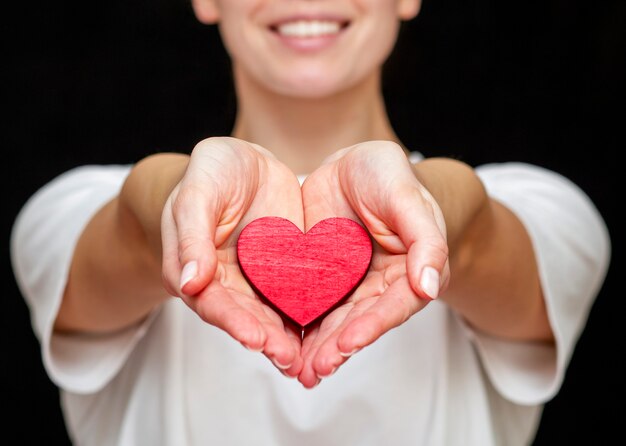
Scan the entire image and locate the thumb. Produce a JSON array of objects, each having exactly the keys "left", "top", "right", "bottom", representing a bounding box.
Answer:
[
  {"left": 392, "top": 188, "right": 449, "bottom": 300},
  {"left": 162, "top": 187, "right": 219, "bottom": 297}
]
